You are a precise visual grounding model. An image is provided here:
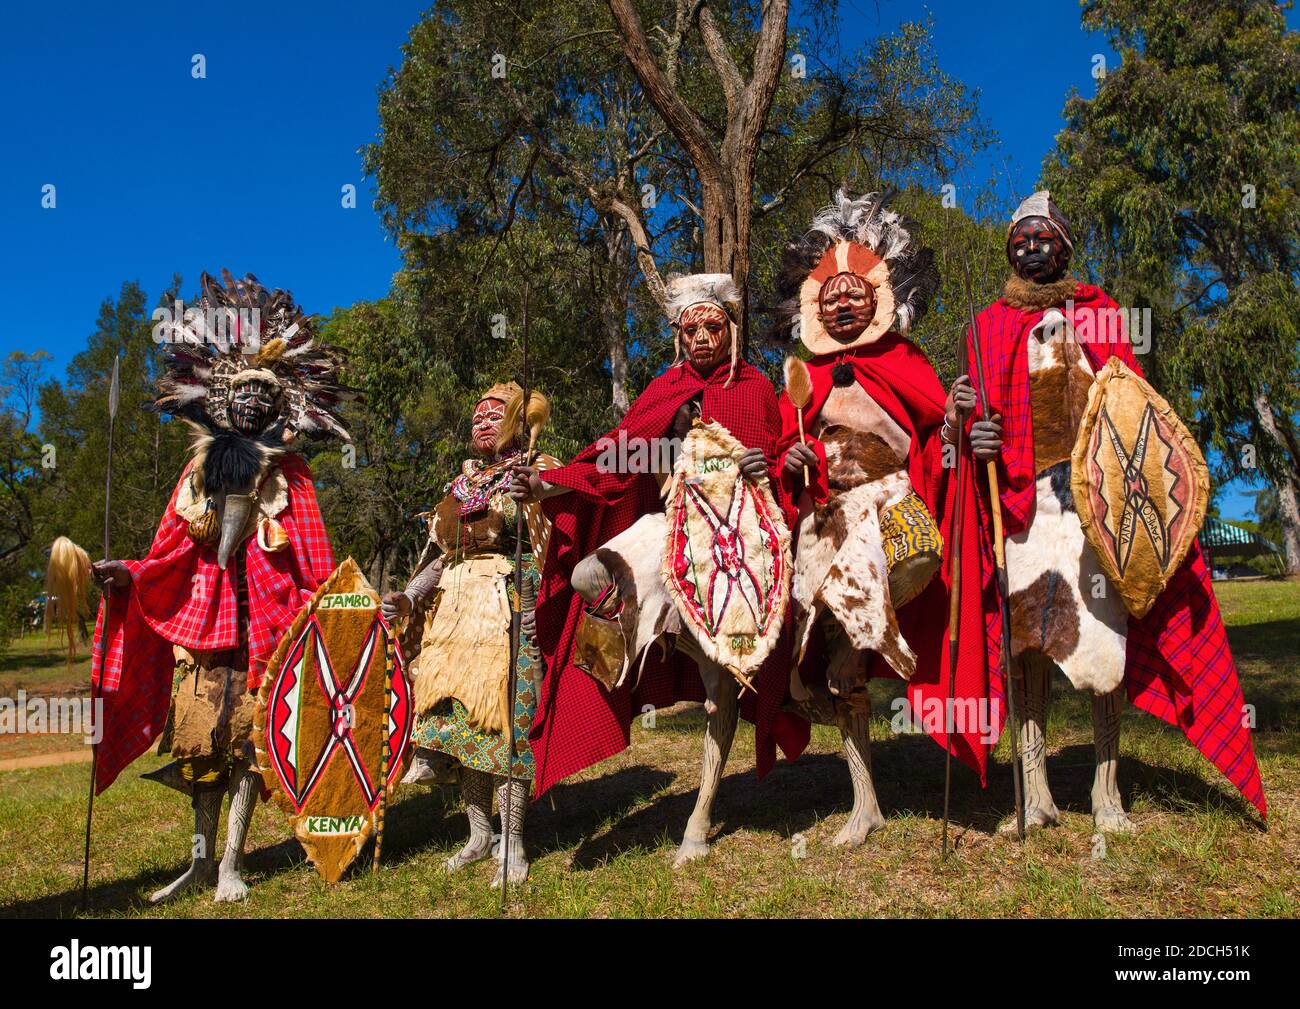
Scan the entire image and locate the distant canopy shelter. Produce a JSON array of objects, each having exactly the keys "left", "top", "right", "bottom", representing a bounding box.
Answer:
[{"left": 1198, "top": 517, "right": 1283, "bottom": 576}]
